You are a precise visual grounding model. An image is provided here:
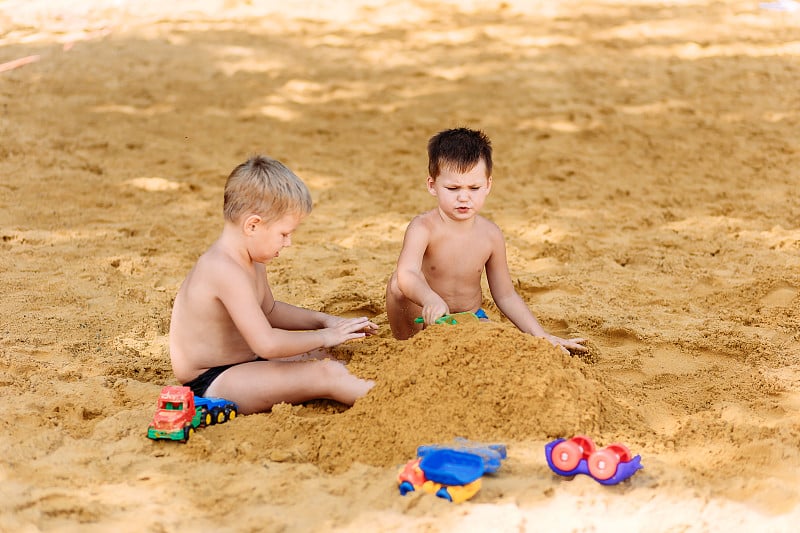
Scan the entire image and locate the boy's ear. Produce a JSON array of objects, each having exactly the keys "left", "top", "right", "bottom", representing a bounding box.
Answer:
[
  {"left": 426, "top": 176, "right": 437, "bottom": 196},
  {"left": 243, "top": 214, "right": 262, "bottom": 235},
  {"left": 486, "top": 175, "right": 493, "bottom": 192}
]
